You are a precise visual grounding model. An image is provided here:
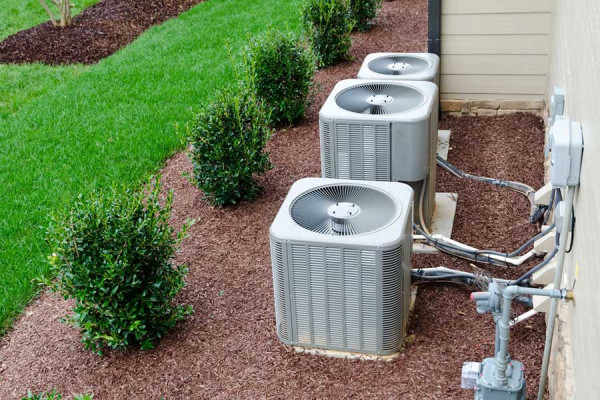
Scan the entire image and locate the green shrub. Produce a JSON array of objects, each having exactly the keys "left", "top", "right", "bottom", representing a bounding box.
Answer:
[
  {"left": 188, "top": 87, "right": 273, "bottom": 206},
  {"left": 349, "top": 0, "right": 382, "bottom": 31},
  {"left": 22, "top": 390, "right": 93, "bottom": 400},
  {"left": 45, "top": 179, "right": 193, "bottom": 355},
  {"left": 22, "top": 389, "right": 62, "bottom": 400},
  {"left": 301, "top": 0, "right": 354, "bottom": 68},
  {"left": 244, "top": 28, "right": 316, "bottom": 126}
]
